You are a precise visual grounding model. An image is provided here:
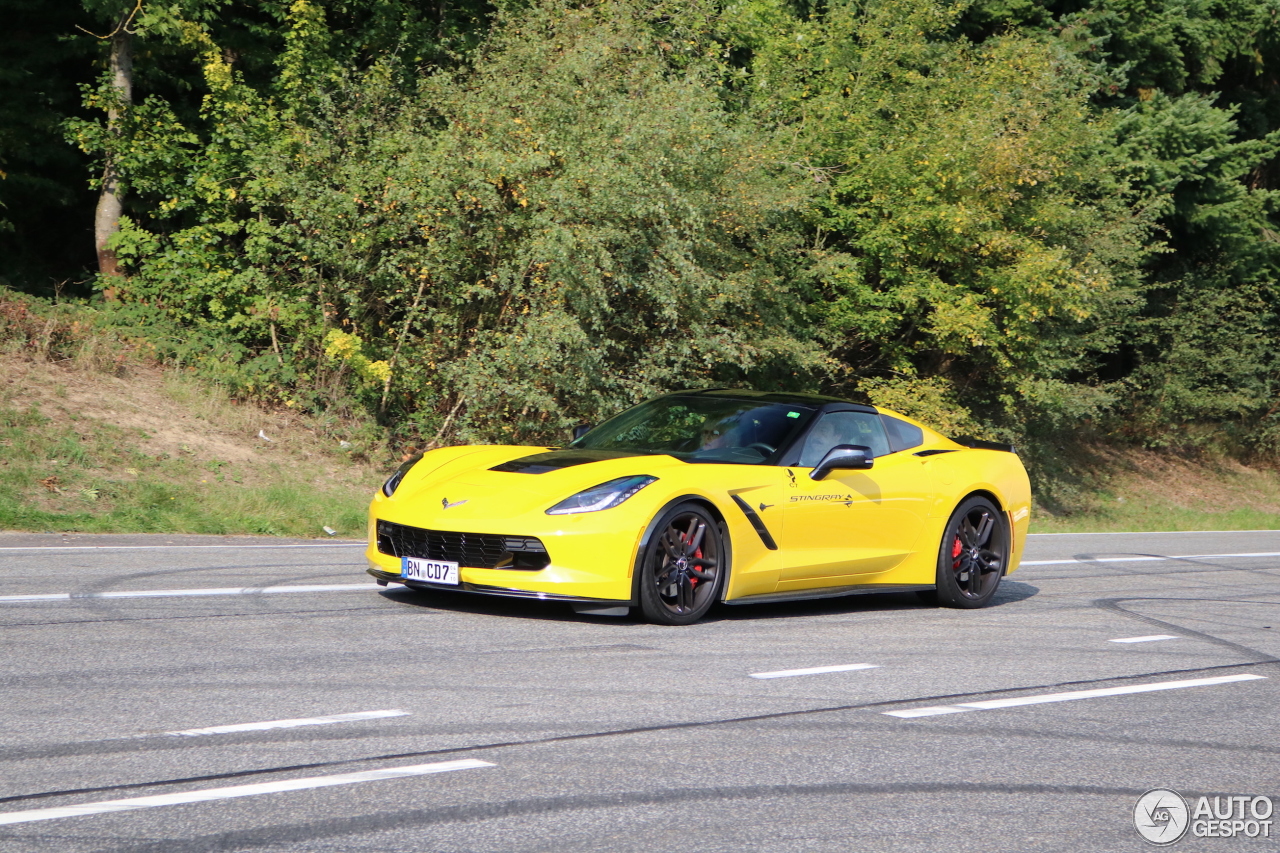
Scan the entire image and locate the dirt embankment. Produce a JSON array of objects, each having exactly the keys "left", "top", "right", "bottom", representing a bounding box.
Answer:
[
  {"left": 1034, "top": 444, "right": 1280, "bottom": 532},
  {"left": 0, "top": 354, "right": 382, "bottom": 536}
]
